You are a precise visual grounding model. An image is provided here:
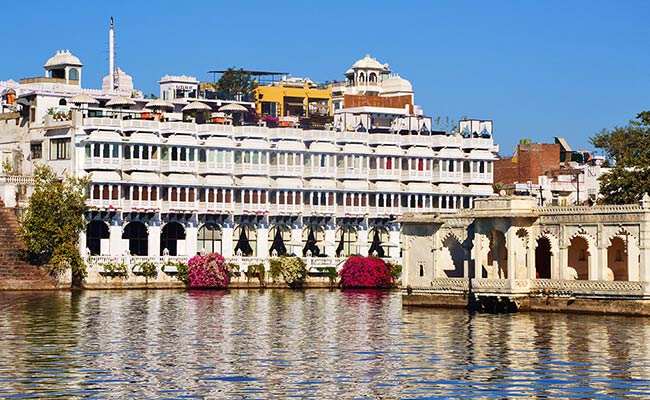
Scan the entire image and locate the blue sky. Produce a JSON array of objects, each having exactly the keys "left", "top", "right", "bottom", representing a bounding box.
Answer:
[{"left": 2, "top": 0, "right": 649, "bottom": 155}]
